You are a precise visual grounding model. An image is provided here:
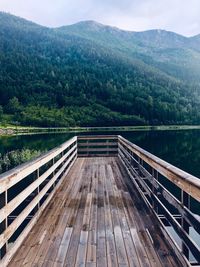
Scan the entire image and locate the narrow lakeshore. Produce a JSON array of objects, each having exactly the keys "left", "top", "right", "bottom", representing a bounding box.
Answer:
[{"left": 1, "top": 124, "right": 200, "bottom": 136}]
